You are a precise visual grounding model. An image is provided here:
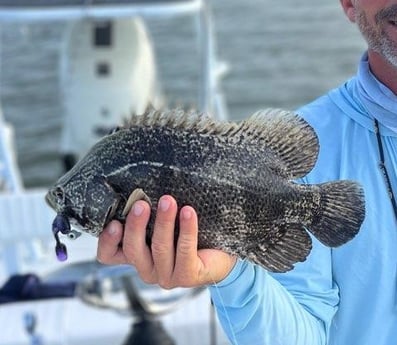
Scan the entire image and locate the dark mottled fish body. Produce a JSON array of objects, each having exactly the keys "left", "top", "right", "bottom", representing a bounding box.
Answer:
[{"left": 46, "top": 108, "right": 365, "bottom": 272}]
